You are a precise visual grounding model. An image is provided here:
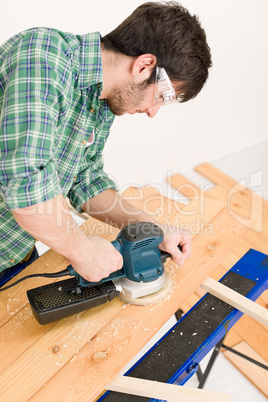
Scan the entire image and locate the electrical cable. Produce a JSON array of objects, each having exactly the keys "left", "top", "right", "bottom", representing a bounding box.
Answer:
[{"left": 0, "top": 269, "right": 70, "bottom": 292}]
